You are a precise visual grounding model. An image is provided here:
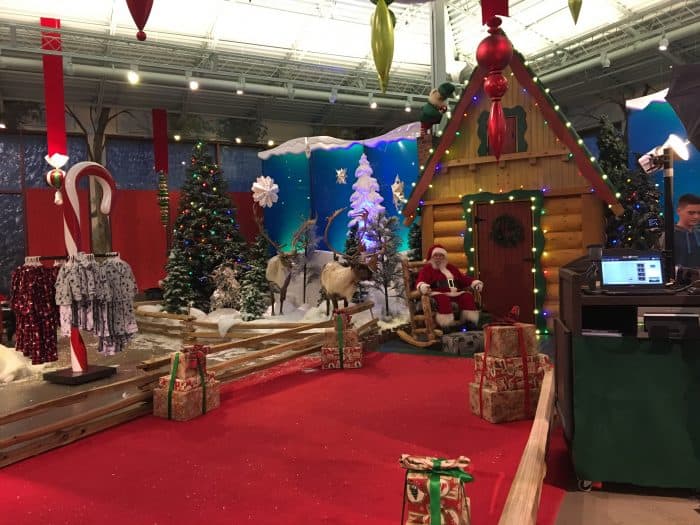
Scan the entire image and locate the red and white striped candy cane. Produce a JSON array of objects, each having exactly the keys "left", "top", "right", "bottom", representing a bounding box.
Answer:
[{"left": 60, "top": 162, "right": 117, "bottom": 372}]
